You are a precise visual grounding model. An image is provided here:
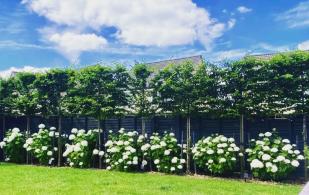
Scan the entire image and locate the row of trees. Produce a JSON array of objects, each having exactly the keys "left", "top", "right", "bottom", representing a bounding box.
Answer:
[{"left": 1, "top": 50, "right": 309, "bottom": 172}]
